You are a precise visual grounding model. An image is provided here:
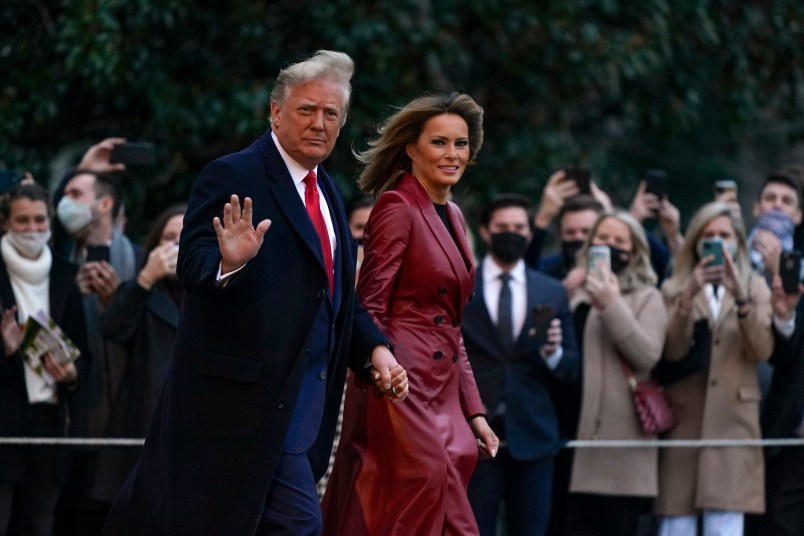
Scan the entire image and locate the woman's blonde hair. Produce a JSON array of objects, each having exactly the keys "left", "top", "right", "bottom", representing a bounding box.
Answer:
[
  {"left": 357, "top": 92, "right": 484, "bottom": 198},
  {"left": 576, "top": 210, "right": 657, "bottom": 293},
  {"left": 664, "top": 201, "right": 751, "bottom": 298}
]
